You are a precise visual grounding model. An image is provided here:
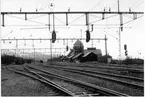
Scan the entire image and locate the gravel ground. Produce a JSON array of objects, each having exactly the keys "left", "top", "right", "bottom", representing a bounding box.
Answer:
[
  {"left": 1, "top": 65, "right": 61, "bottom": 96},
  {"left": 30, "top": 64, "right": 144, "bottom": 96}
]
